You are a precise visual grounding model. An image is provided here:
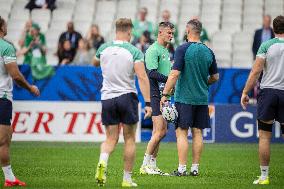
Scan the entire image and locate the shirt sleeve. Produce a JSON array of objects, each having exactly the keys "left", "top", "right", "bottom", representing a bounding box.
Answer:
[
  {"left": 172, "top": 45, "right": 186, "bottom": 71},
  {"left": 133, "top": 48, "right": 144, "bottom": 63},
  {"left": 3, "top": 44, "right": 17, "bottom": 64},
  {"left": 95, "top": 45, "right": 104, "bottom": 59},
  {"left": 209, "top": 50, "right": 218, "bottom": 75},
  {"left": 256, "top": 42, "right": 268, "bottom": 59},
  {"left": 145, "top": 48, "right": 159, "bottom": 70}
]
